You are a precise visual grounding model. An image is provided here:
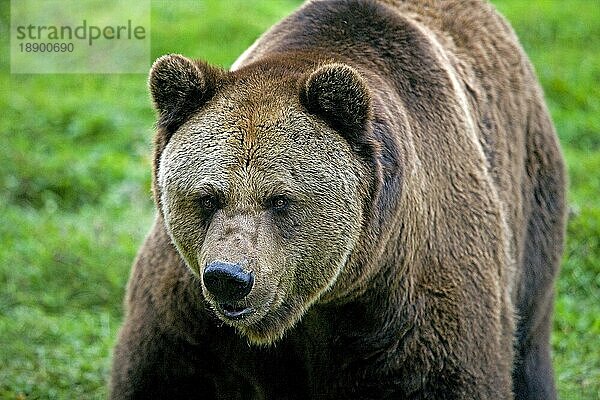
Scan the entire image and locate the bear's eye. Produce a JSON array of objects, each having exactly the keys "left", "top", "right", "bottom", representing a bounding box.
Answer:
[
  {"left": 198, "top": 195, "right": 218, "bottom": 211},
  {"left": 268, "top": 195, "right": 289, "bottom": 211}
]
